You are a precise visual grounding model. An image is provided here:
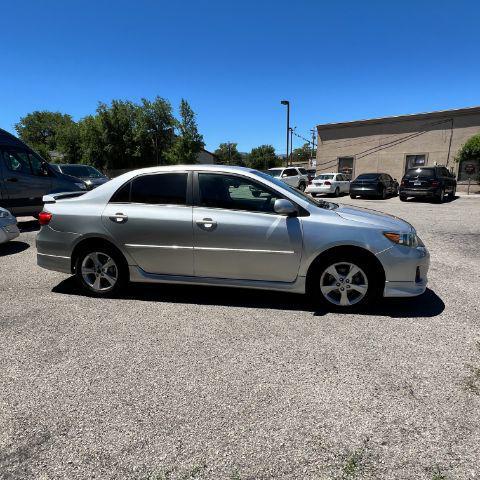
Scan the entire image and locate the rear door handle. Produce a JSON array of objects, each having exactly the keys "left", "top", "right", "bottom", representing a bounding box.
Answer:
[
  {"left": 196, "top": 218, "right": 217, "bottom": 231},
  {"left": 6, "top": 177, "right": 18, "bottom": 182},
  {"left": 109, "top": 212, "right": 128, "bottom": 224}
]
